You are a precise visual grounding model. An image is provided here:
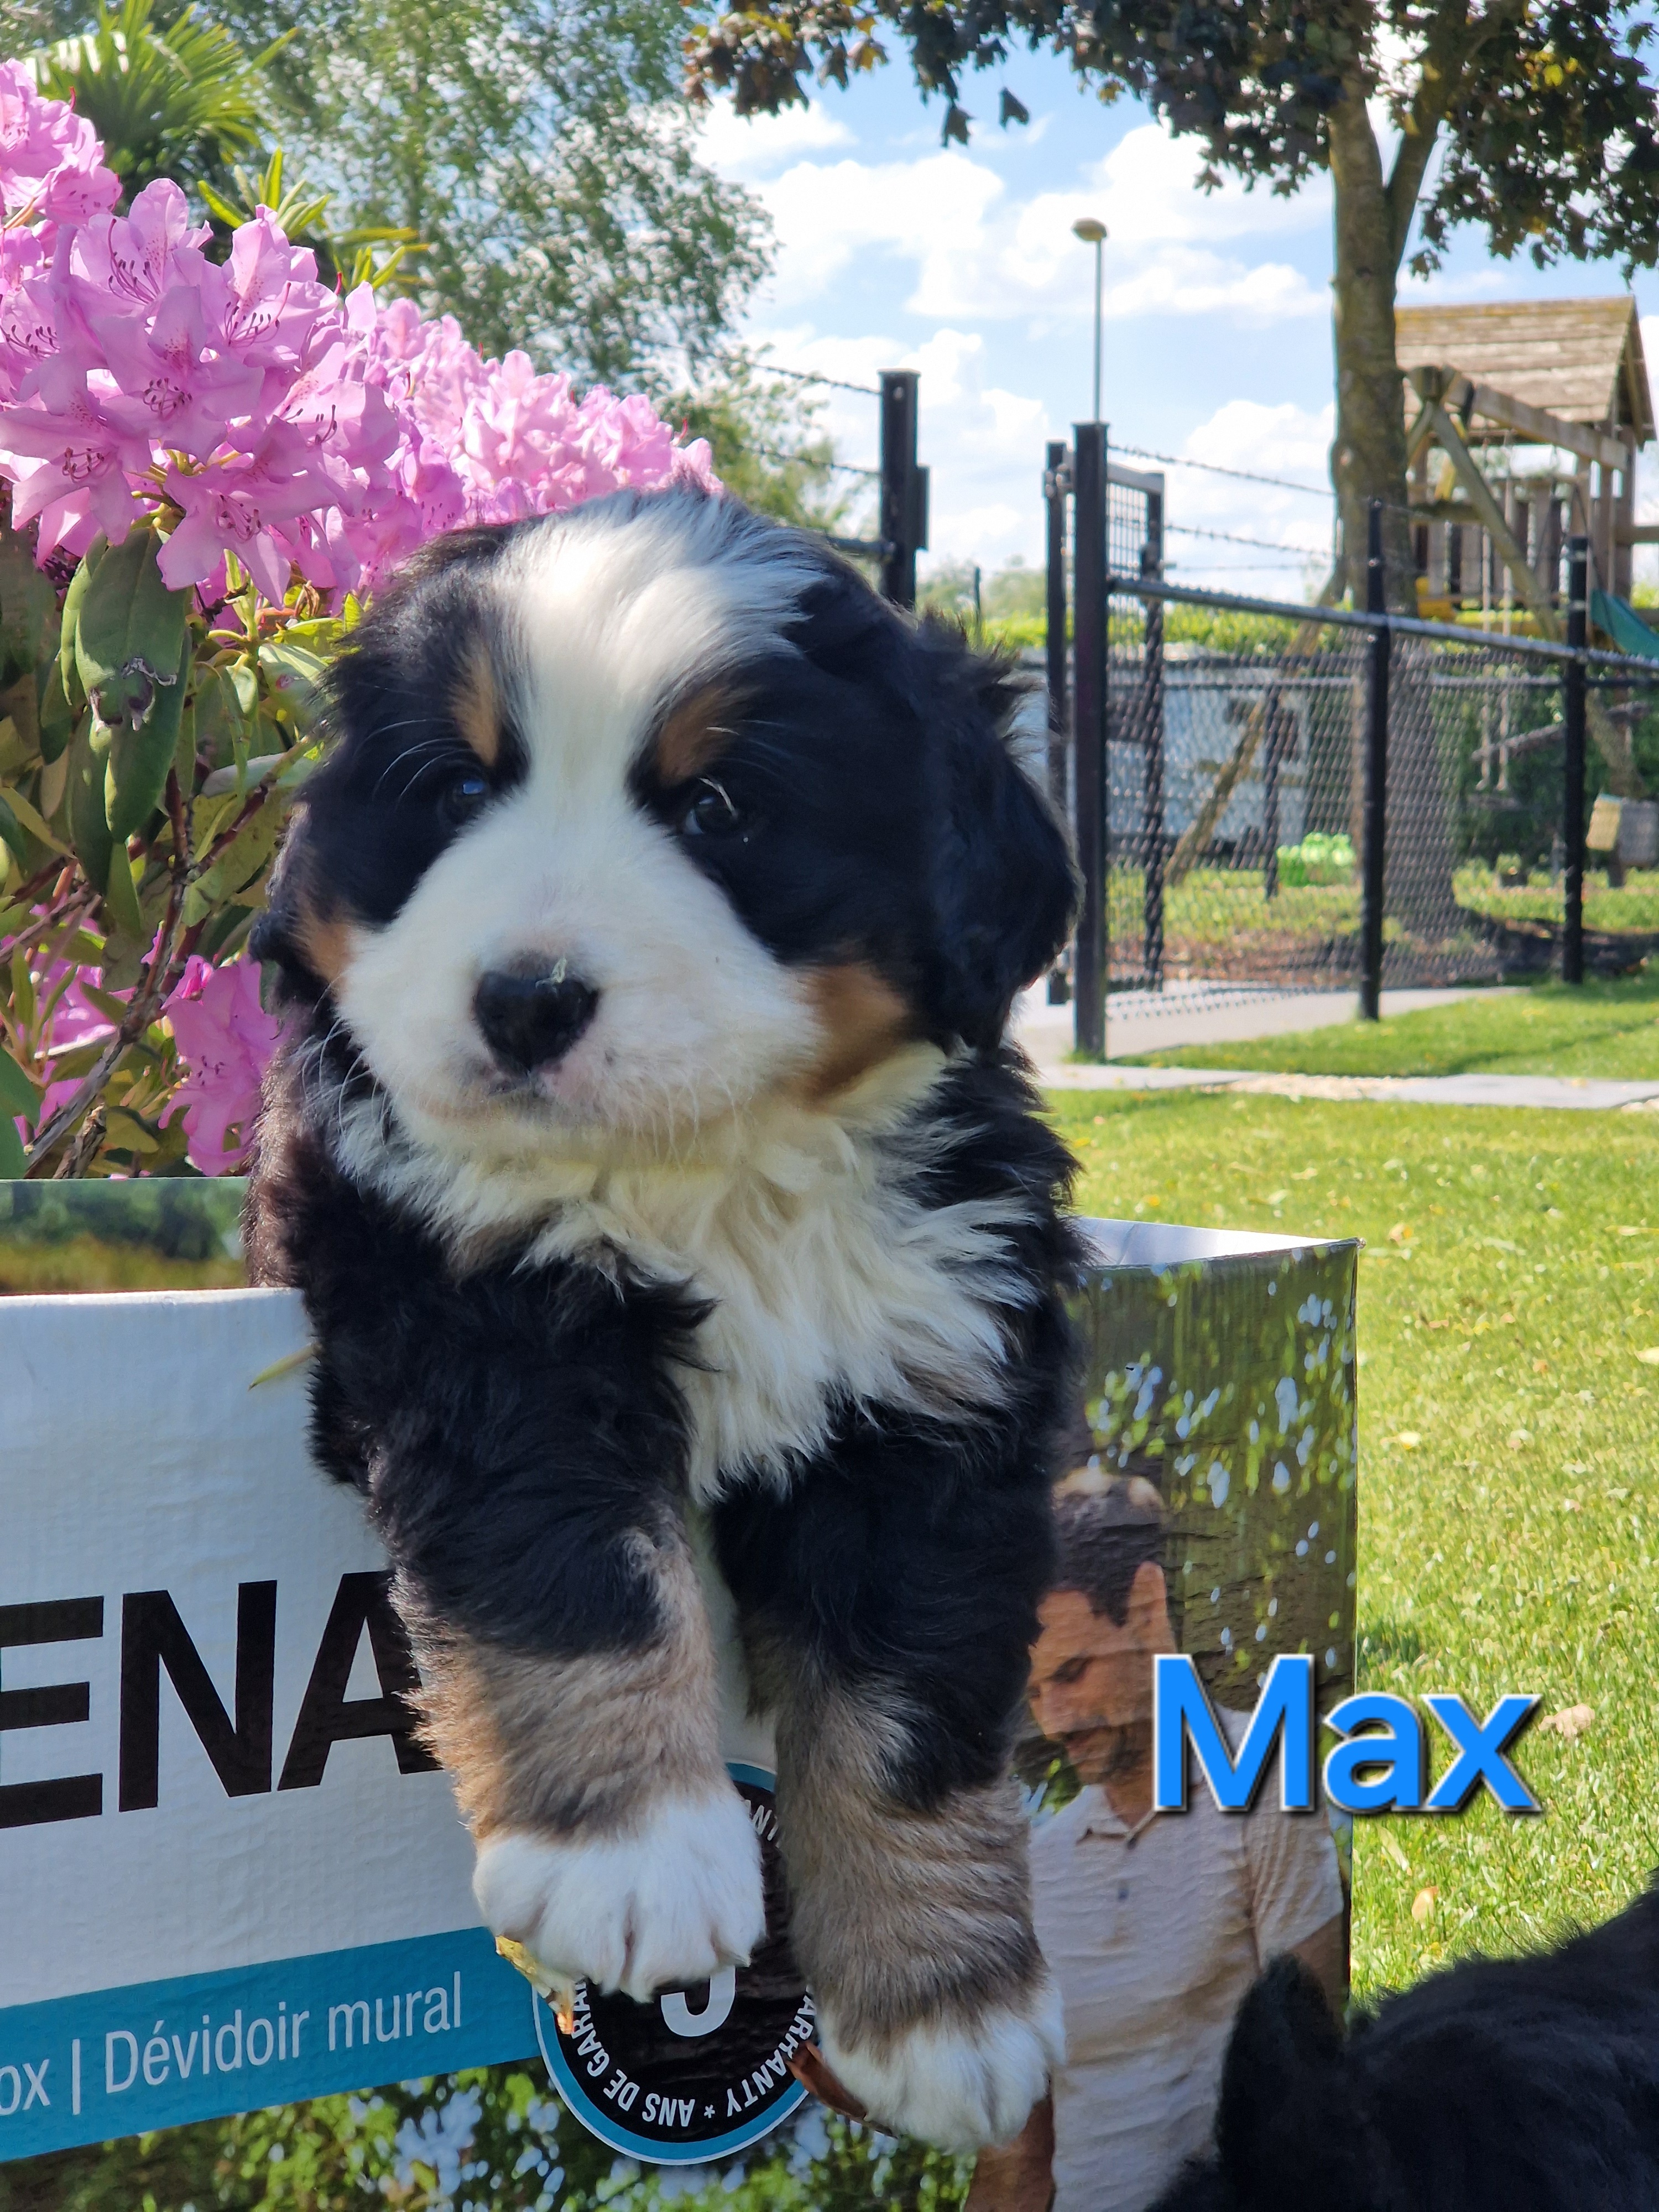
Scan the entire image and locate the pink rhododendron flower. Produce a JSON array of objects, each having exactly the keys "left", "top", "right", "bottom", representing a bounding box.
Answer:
[
  {"left": 0, "top": 139, "right": 716, "bottom": 598},
  {"left": 161, "top": 955, "right": 284, "bottom": 1173},
  {"left": 0, "top": 82, "right": 717, "bottom": 1176},
  {"left": 0, "top": 61, "right": 118, "bottom": 233}
]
